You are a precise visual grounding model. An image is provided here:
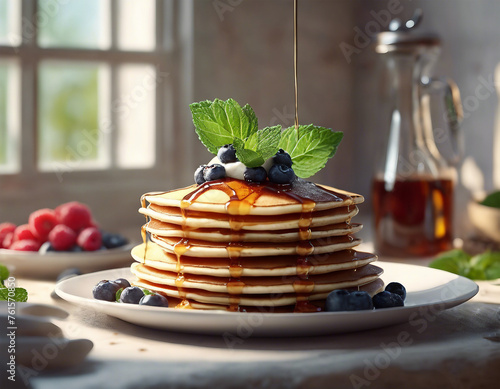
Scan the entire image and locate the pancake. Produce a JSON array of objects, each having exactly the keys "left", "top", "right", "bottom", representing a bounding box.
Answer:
[
  {"left": 151, "top": 235, "right": 361, "bottom": 258},
  {"left": 131, "top": 243, "right": 377, "bottom": 277},
  {"left": 140, "top": 204, "right": 359, "bottom": 231},
  {"left": 143, "top": 178, "right": 364, "bottom": 216},
  {"left": 132, "top": 276, "right": 385, "bottom": 308},
  {"left": 145, "top": 220, "right": 363, "bottom": 243},
  {"left": 131, "top": 262, "right": 383, "bottom": 295}
]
